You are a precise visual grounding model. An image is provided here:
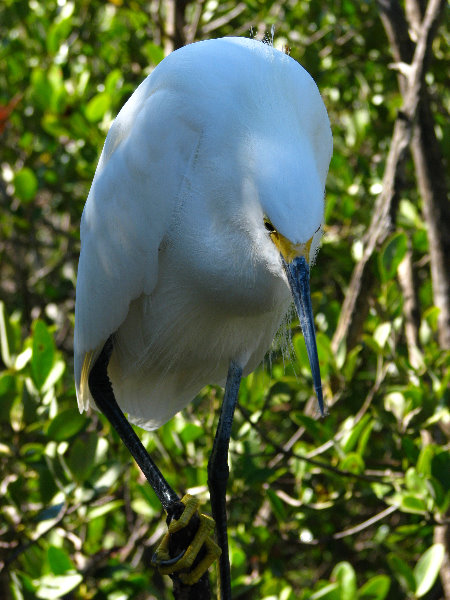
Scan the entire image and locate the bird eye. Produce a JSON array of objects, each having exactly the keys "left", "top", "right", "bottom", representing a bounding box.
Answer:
[{"left": 264, "top": 220, "right": 275, "bottom": 233}]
